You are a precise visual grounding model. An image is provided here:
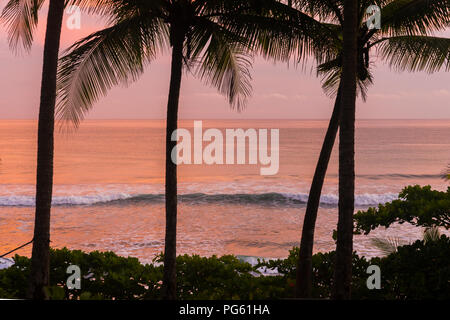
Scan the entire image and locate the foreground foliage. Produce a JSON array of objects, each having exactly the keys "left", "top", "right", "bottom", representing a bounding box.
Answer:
[
  {"left": 354, "top": 185, "right": 450, "bottom": 235},
  {"left": 1, "top": 235, "right": 449, "bottom": 300}
]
